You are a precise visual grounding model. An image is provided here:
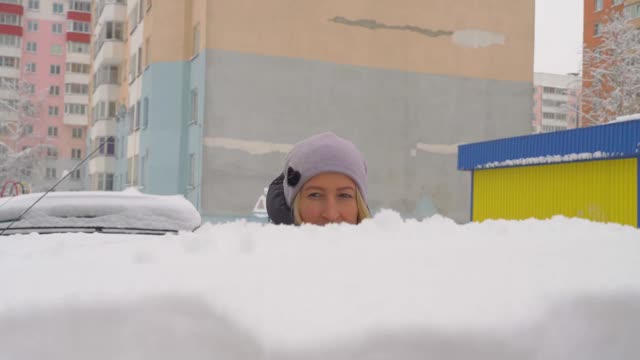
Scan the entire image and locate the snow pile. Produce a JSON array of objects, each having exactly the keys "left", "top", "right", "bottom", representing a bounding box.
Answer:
[
  {"left": 0, "top": 189, "right": 201, "bottom": 232},
  {"left": 479, "top": 151, "right": 622, "bottom": 168},
  {"left": 1, "top": 211, "right": 640, "bottom": 359}
]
